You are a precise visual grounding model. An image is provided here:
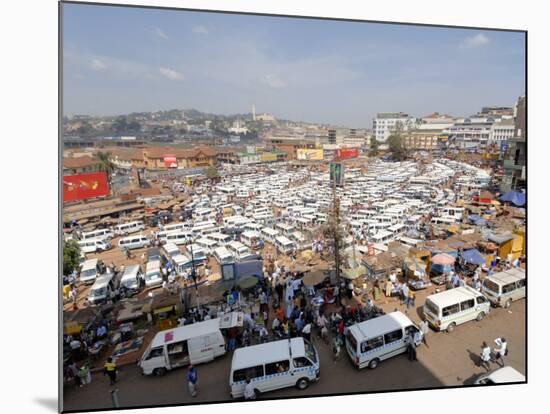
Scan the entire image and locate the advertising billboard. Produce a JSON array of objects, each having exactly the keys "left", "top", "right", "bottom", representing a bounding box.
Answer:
[
  {"left": 296, "top": 148, "right": 324, "bottom": 161},
  {"left": 163, "top": 154, "right": 177, "bottom": 168},
  {"left": 336, "top": 147, "right": 358, "bottom": 159},
  {"left": 329, "top": 162, "right": 344, "bottom": 187},
  {"left": 63, "top": 172, "right": 110, "bottom": 202}
]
